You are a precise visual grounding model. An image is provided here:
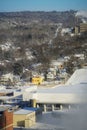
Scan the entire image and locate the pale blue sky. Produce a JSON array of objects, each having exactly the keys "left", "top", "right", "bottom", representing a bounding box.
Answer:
[{"left": 0, "top": 0, "right": 87, "bottom": 12}]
